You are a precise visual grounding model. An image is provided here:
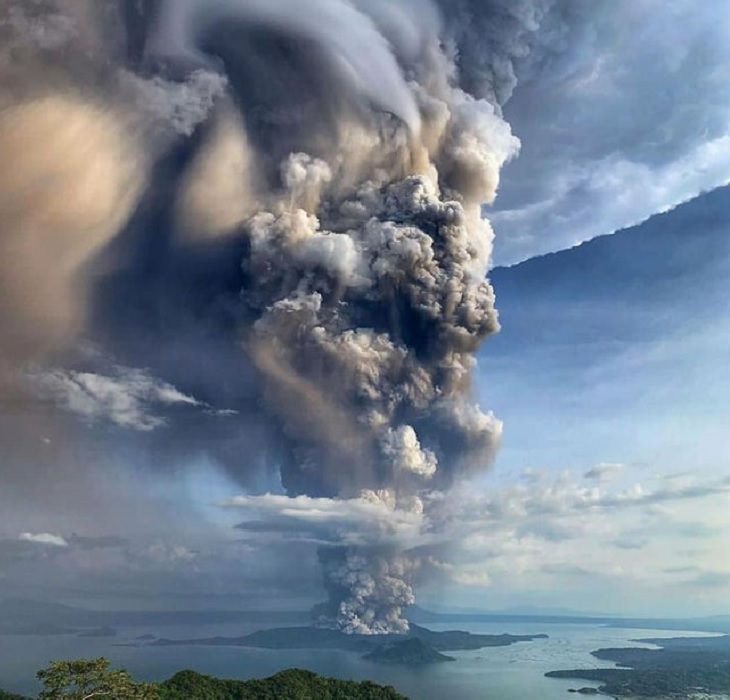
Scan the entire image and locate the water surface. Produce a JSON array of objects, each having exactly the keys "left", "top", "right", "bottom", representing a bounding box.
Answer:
[{"left": 0, "top": 620, "right": 714, "bottom": 698}]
